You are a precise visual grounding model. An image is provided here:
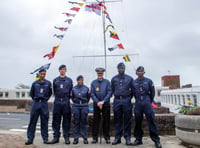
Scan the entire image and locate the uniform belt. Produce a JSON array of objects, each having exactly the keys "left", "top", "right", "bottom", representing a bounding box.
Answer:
[
  {"left": 57, "top": 98, "right": 68, "bottom": 101},
  {"left": 74, "top": 100, "right": 87, "bottom": 104},
  {"left": 115, "top": 95, "right": 131, "bottom": 99},
  {"left": 34, "top": 98, "right": 46, "bottom": 102}
]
